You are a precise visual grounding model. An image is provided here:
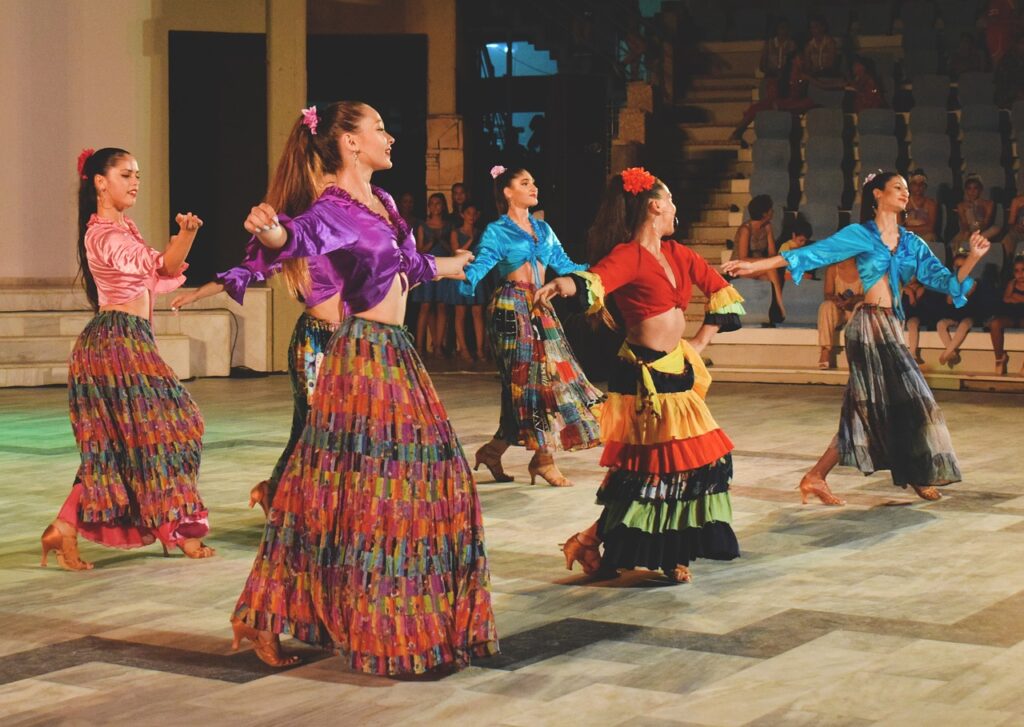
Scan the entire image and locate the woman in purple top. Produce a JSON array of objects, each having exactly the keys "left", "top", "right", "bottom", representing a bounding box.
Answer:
[
  {"left": 228, "top": 101, "right": 498, "bottom": 676},
  {"left": 172, "top": 243, "right": 344, "bottom": 517}
]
